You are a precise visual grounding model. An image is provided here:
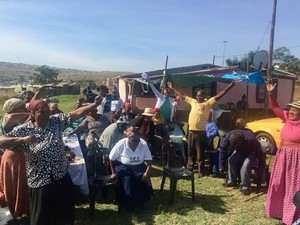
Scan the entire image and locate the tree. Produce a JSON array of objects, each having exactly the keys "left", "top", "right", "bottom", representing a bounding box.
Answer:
[
  {"left": 226, "top": 51, "right": 256, "bottom": 71},
  {"left": 273, "top": 47, "right": 300, "bottom": 77},
  {"left": 33, "top": 65, "right": 59, "bottom": 84},
  {"left": 226, "top": 47, "right": 300, "bottom": 77}
]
